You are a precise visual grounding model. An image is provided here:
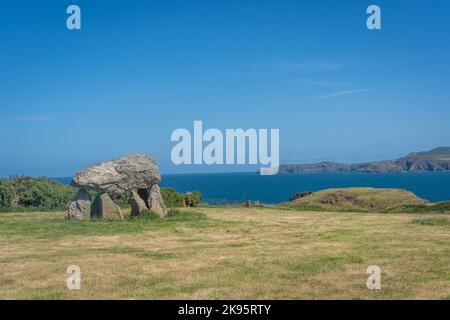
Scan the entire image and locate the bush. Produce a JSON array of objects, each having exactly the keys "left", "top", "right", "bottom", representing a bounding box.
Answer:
[
  {"left": 0, "top": 180, "right": 14, "bottom": 209},
  {"left": 161, "top": 188, "right": 185, "bottom": 208},
  {"left": 8, "top": 177, "right": 76, "bottom": 210},
  {"left": 184, "top": 191, "right": 202, "bottom": 207}
]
